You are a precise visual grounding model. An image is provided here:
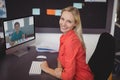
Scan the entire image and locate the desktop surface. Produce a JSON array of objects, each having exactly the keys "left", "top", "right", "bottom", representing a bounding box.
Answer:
[{"left": 0, "top": 46, "right": 59, "bottom": 80}]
